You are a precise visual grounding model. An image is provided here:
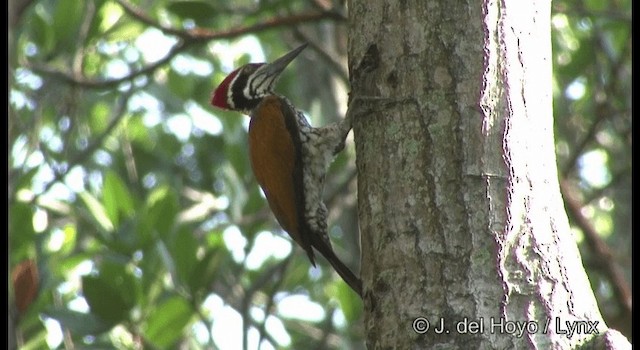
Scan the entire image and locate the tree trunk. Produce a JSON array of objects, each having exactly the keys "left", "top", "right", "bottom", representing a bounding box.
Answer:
[{"left": 348, "top": 0, "right": 631, "bottom": 348}]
